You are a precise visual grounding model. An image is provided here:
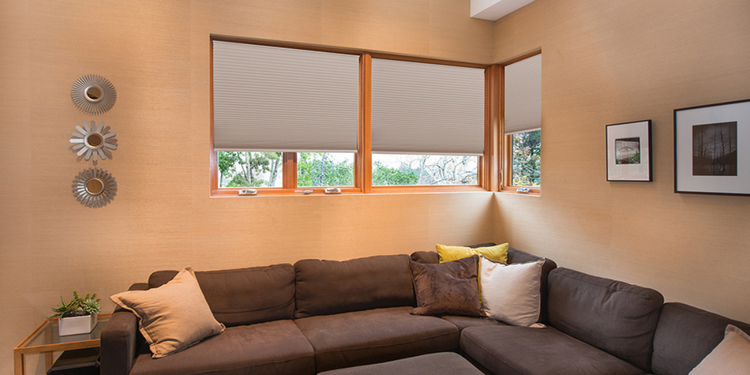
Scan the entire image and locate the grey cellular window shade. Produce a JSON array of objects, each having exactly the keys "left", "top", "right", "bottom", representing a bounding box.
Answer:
[
  {"left": 371, "top": 58, "right": 485, "bottom": 155},
  {"left": 504, "top": 54, "right": 541, "bottom": 135},
  {"left": 213, "top": 41, "right": 359, "bottom": 152}
]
